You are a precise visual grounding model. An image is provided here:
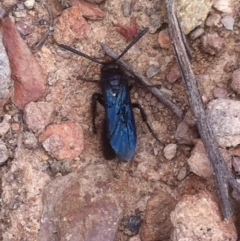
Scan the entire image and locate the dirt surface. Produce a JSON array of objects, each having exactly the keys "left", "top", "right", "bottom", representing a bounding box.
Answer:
[{"left": 1, "top": 0, "right": 240, "bottom": 240}]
